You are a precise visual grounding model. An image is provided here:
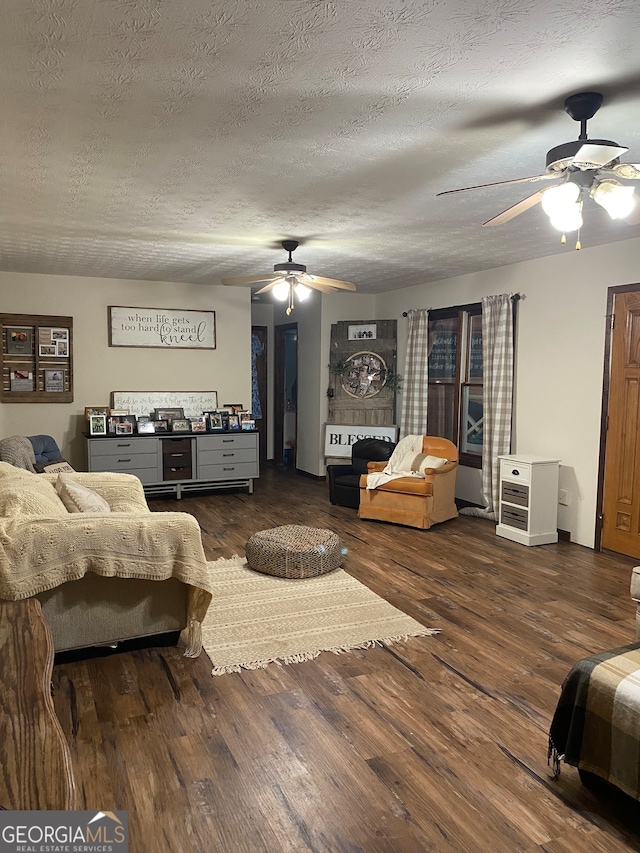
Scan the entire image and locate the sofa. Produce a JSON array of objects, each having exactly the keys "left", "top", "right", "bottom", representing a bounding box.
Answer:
[{"left": 0, "top": 462, "right": 213, "bottom": 654}]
